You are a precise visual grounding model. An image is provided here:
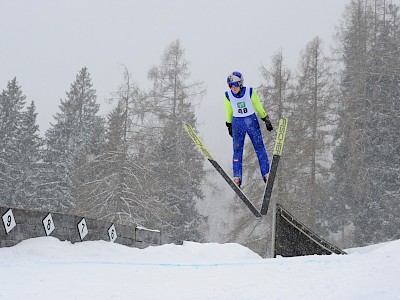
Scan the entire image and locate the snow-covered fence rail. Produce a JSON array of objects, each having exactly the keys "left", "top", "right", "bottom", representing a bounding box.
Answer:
[{"left": 0, "top": 206, "right": 161, "bottom": 248}]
